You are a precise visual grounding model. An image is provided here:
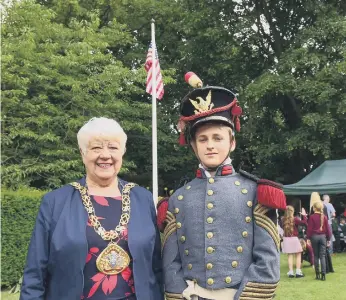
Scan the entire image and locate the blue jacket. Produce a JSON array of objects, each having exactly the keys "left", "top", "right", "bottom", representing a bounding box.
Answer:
[{"left": 20, "top": 177, "right": 164, "bottom": 300}]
